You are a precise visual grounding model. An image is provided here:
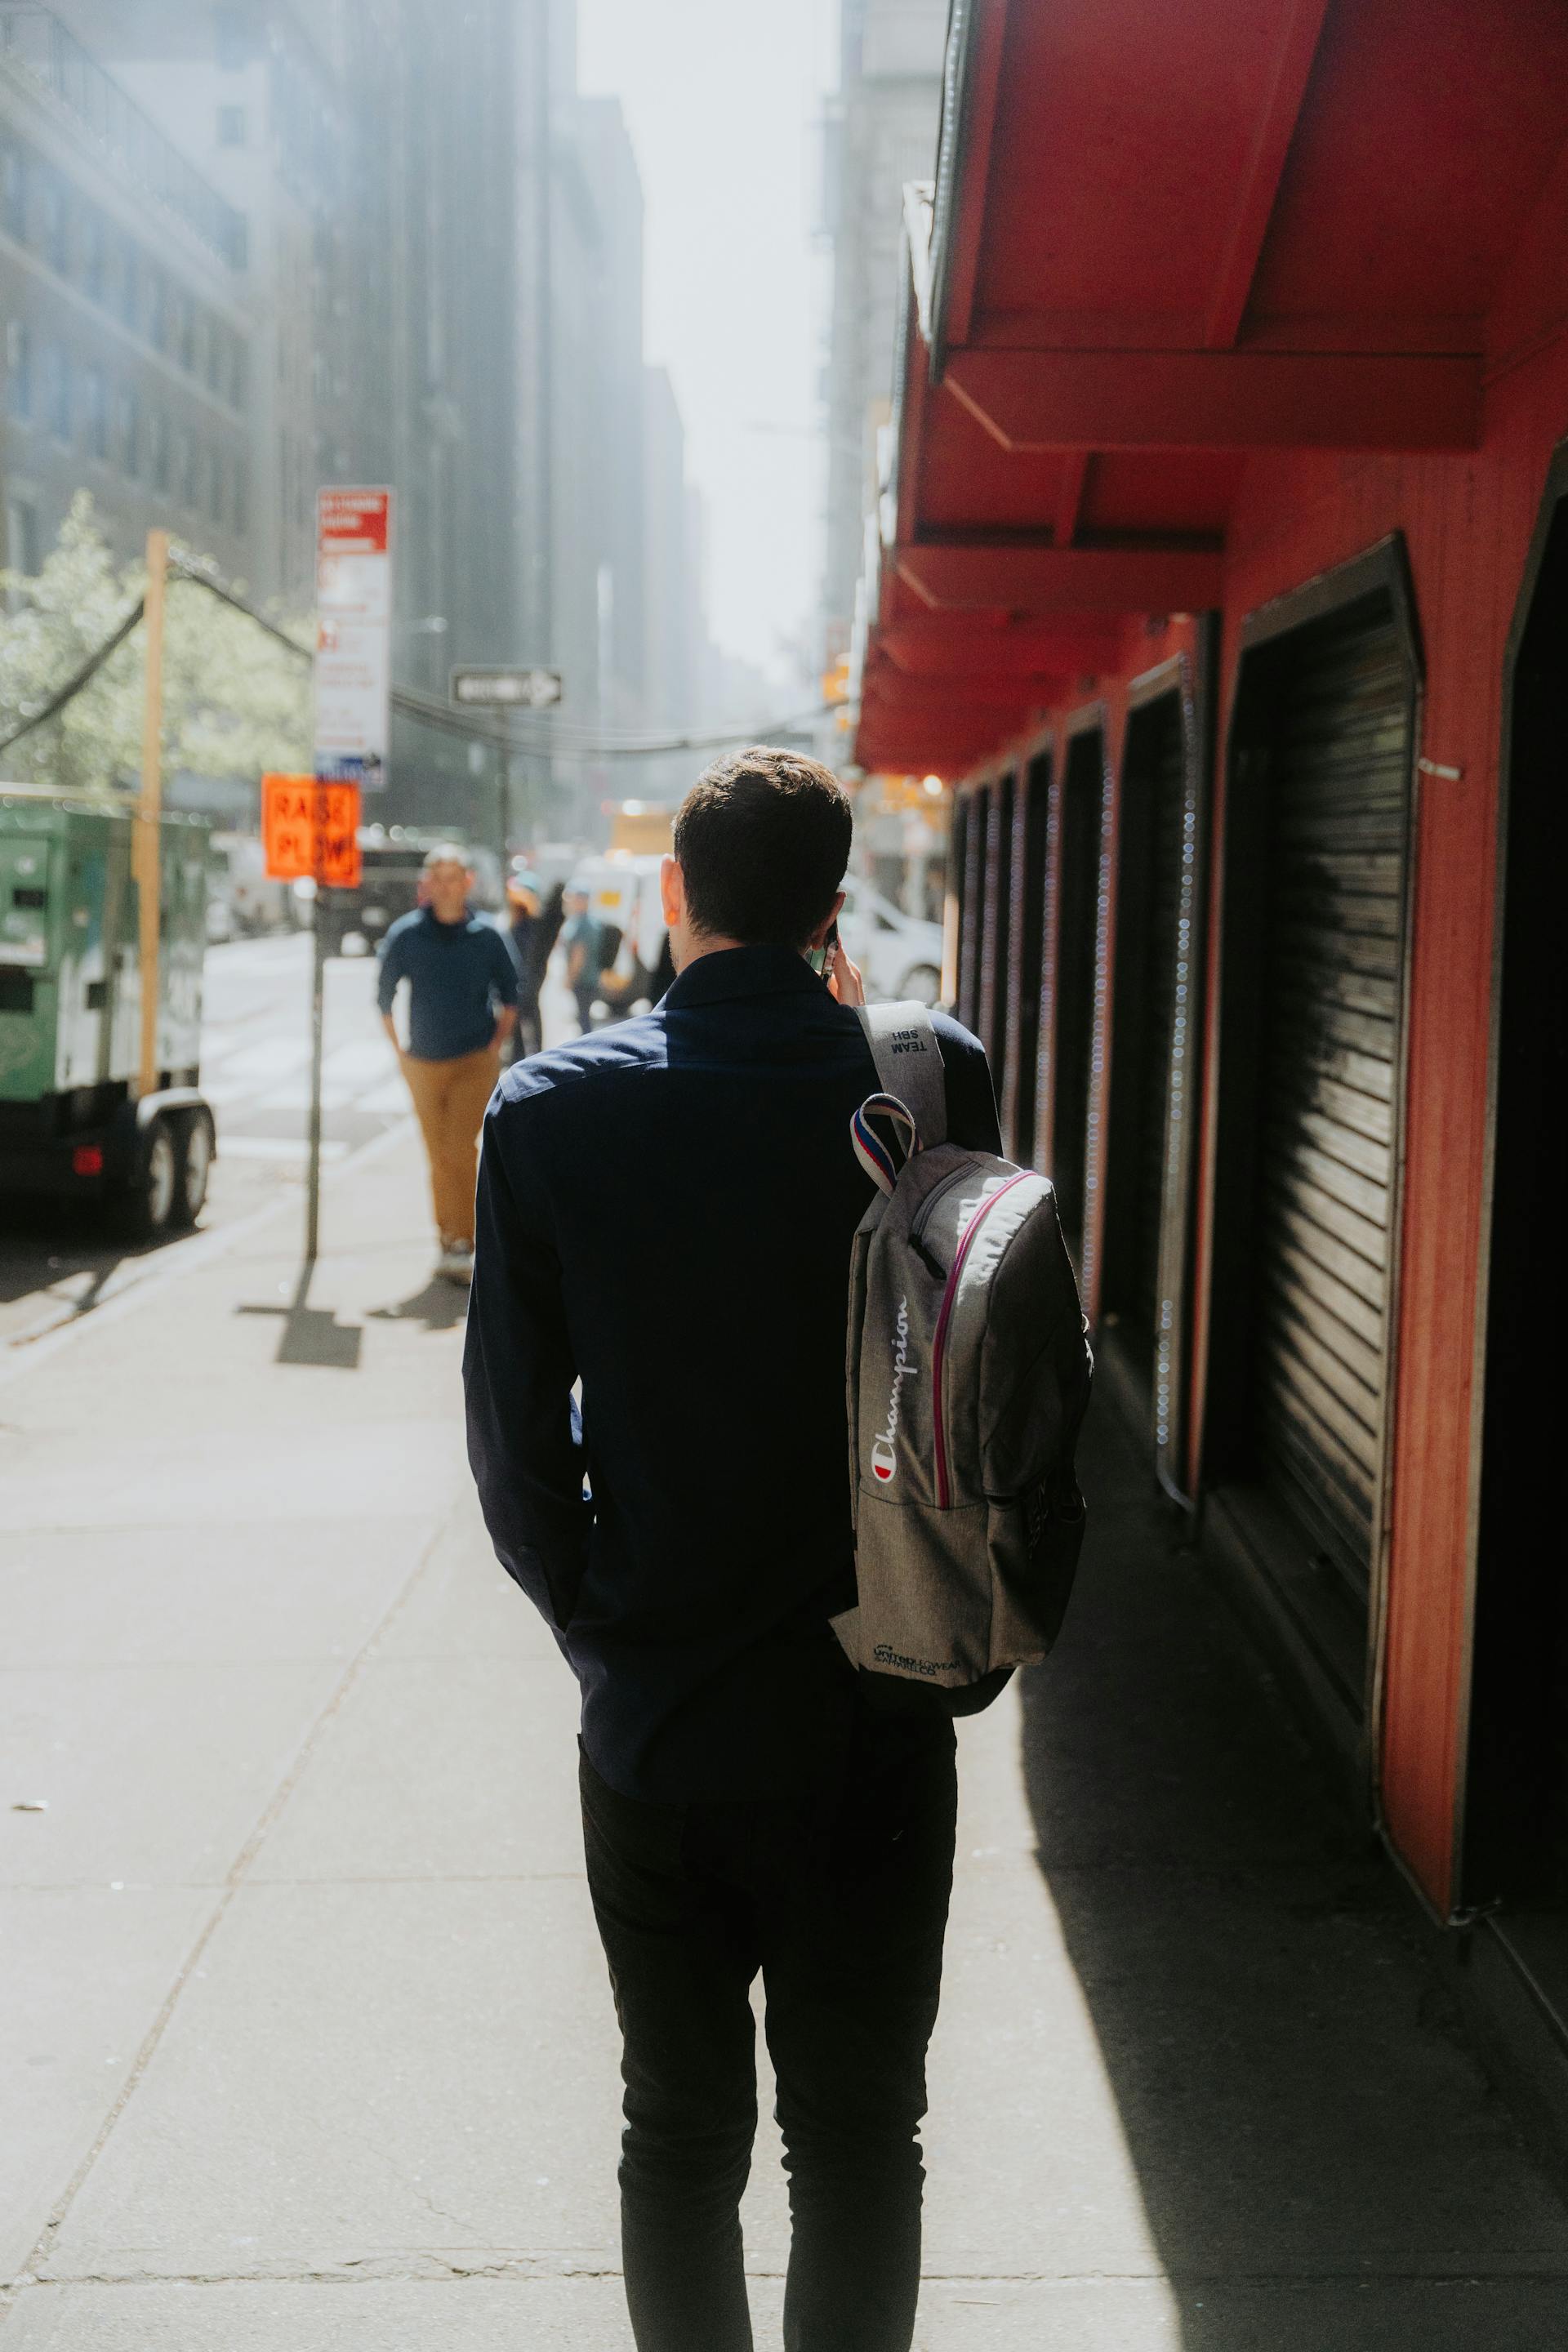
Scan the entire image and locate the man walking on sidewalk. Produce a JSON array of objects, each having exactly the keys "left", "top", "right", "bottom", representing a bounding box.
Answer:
[
  {"left": 379, "top": 844, "right": 519, "bottom": 1283},
  {"left": 464, "top": 749, "right": 1001, "bottom": 2351}
]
